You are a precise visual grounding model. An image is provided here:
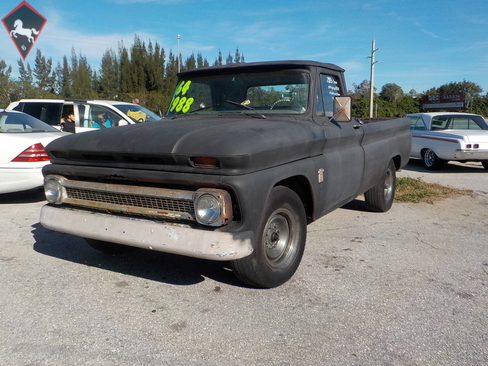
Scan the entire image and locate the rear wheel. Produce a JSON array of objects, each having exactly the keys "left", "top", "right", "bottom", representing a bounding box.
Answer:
[
  {"left": 85, "top": 238, "right": 135, "bottom": 255},
  {"left": 364, "top": 159, "right": 396, "bottom": 212},
  {"left": 231, "top": 186, "right": 307, "bottom": 288},
  {"left": 422, "top": 148, "right": 445, "bottom": 170}
]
